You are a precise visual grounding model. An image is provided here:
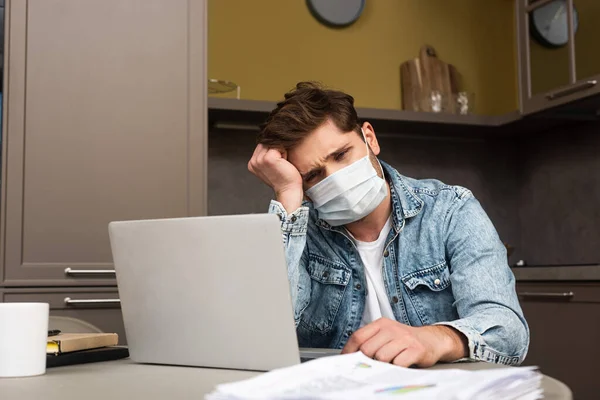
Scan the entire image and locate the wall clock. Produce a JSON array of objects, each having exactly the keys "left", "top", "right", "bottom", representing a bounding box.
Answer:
[
  {"left": 306, "top": 0, "right": 365, "bottom": 28},
  {"left": 530, "top": 0, "right": 579, "bottom": 48}
]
